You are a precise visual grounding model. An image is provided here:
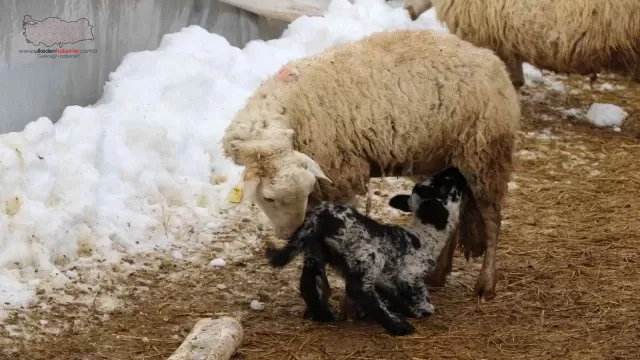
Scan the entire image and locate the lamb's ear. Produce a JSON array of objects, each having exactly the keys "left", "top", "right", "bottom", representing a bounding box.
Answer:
[
  {"left": 389, "top": 195, "right": 411, "bottom": 212},
  {"left": 294, "top": 151, "right": 333, "bottom": 184},
  {"left": 417, "top": 199, "right": 449, "bottom": 231}
]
